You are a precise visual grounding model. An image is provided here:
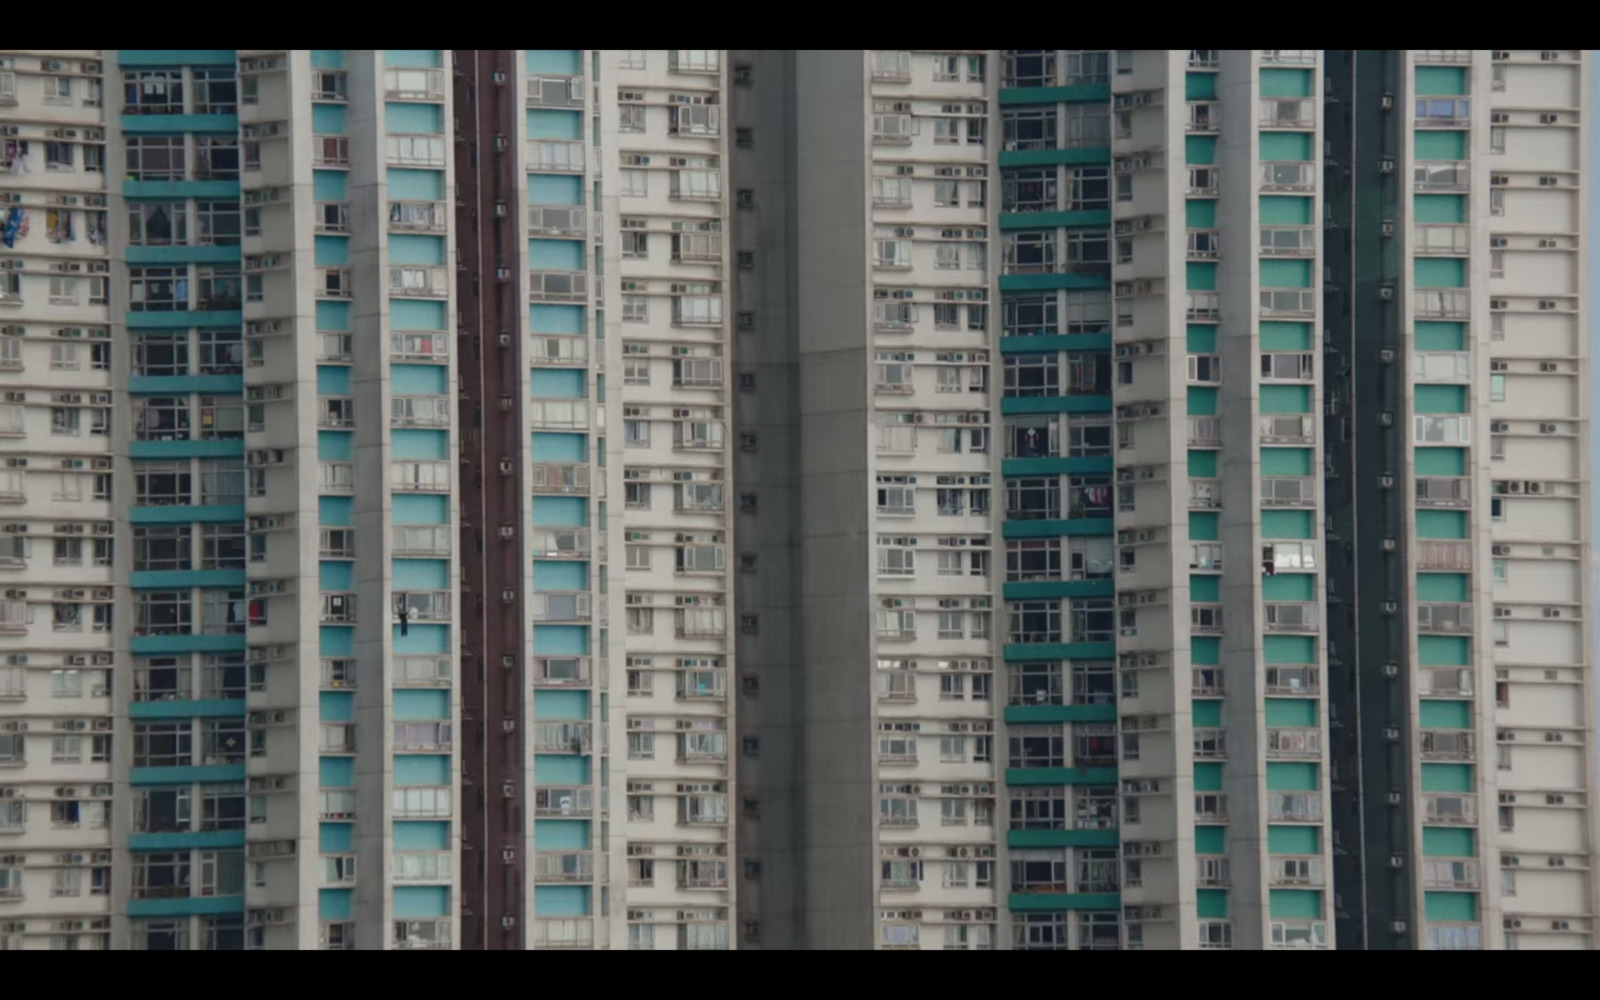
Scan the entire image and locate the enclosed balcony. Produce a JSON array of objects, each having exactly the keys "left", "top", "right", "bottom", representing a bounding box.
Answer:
[
  {"left": 528, "top": 205, "right": 586, "bottom": 237},
  {"left": 391, "top": 395, "right": 450, "bottom": 428},
  {"left": 1416, "top": 477, "right": 1470, "bottom": 508},
  {"left": 1417, "top": 602, "right": 1472, "bottom": 634},
  {"left": 527, "top": 74, "right": 584, "bottom": 108},
  {"left": 391, "top": 460, "right": 451, "bottom": 493},
  {"left": 529, "top": 271, "right": 587, "bottom": 303},
  {"left": 1260, "top": 161, "right": 1316, "bottom": 192},
  {"left": 392, "top": 722, "right": 452, "bottom": 752},
  {"left": 1261, "top": 477, "right": 1316, "bottom": 506},
  {"left": 388, "top": 201, "right": 448, "bottom": 232},
  {"left": 528, "top": 401, "right": 589, "bottom": 430},
  {"left": 1263, "top": 602, "right": 1319, "bottom": 633},
  {"left": 530, "top": 528, "right": 591, "bottom": 559},
  {"left": 1260, "top": 99, "right": 1315, "bottom": 129},
  {"left": 384, "top": 67, "right": 446, "bottom": 101},
  {"left": 1267, "top": 791, "right": 1323, "bottom": 823},
  {"left": 532, "top": 721, "right": 592, "bottom": 754},
  {"left": 529, "top": 462, "right": 590, "bottom": 494},
  {"left": 1416, "top": 540, "right": 1472, "bottom": 571},
  {"left": 531, "top": 592, "right": 593, "bottom": 623},
  {"left": 1414, "top": 161, "right": 1470, "bottom": 192},
  {"left": 1260, "top": 415, "right": 1315, "bottom": 444},
  {"left": 389, "top": 266, "right": 450, "bottom": 299},
  {"left": 392, "top": 851, "right": 452, "bottom": 882},
  {"left": 534, "top": 787, "right": 593, "bottom": 817}
]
